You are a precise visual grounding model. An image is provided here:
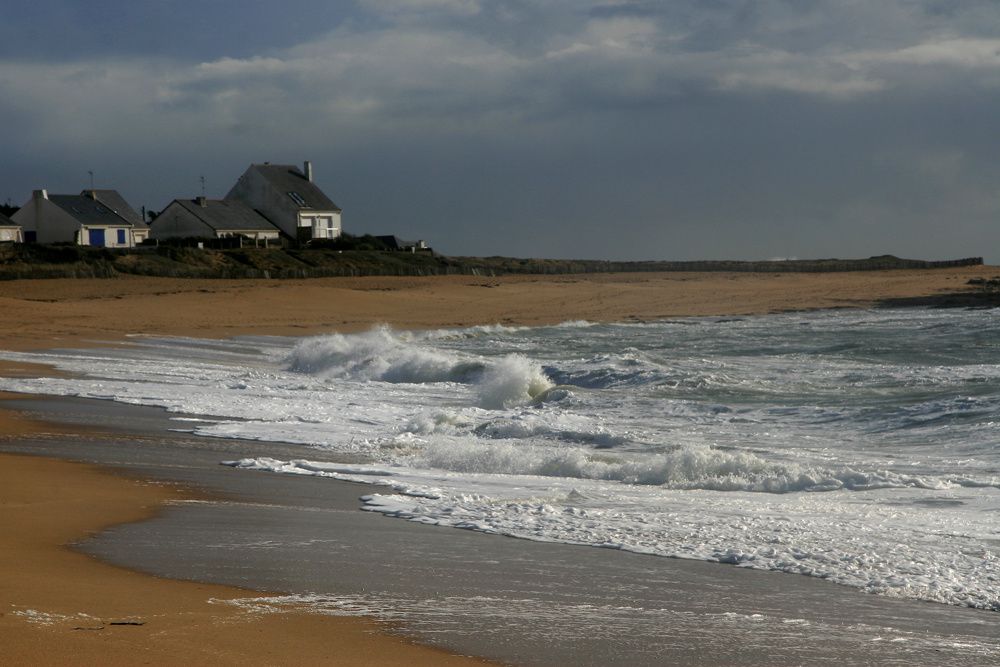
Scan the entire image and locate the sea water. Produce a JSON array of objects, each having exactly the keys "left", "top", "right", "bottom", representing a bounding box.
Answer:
[{"left": 2, "top": 308, "right": 998, "bottom": 611}]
